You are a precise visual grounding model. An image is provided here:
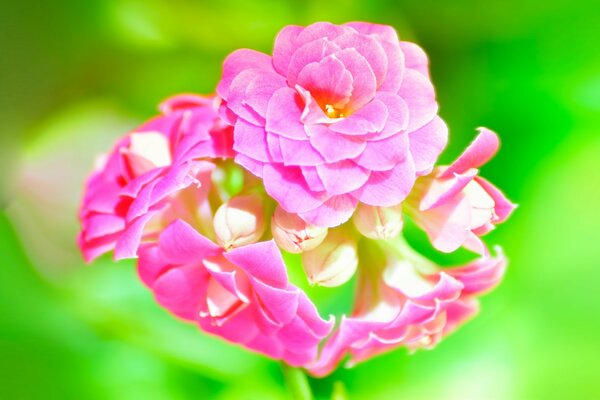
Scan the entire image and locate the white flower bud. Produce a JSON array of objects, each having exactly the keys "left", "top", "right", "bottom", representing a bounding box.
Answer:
[
  {"left": 213, "top": 194, "right": 266, "bottom": 250},
  {"left": 353, "top": 204, "right": 403, "bottom": 240},
  {"left": 271, "top": 206, "right": 328, "bottom": 253},
  {"left": 301, "top": 232, "right": 358, "bottom": 287}
]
